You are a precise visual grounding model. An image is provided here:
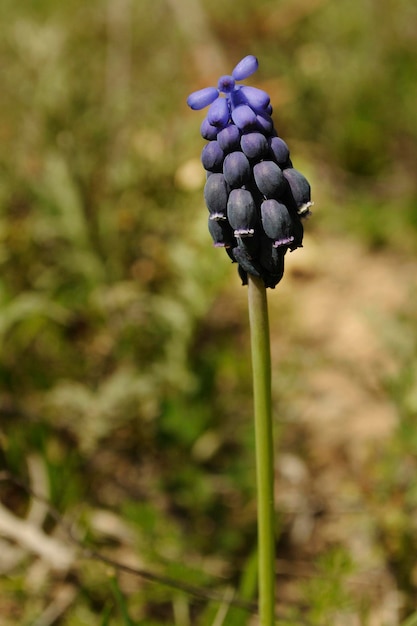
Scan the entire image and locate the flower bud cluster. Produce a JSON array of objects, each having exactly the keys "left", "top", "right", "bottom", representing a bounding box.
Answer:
[{"left": 187, "top": 55, "right": 312, "bottom": 288}]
